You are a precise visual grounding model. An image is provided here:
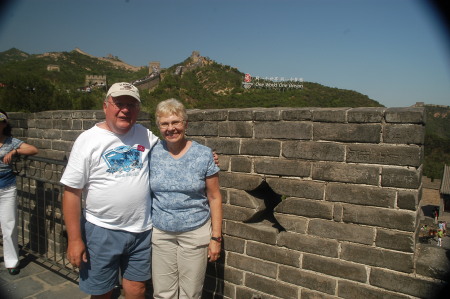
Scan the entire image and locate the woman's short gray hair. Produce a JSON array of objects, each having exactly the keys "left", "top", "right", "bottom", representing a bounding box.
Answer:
[{"left": 155, "top": 98, "right": 188, "bottom": 125}]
